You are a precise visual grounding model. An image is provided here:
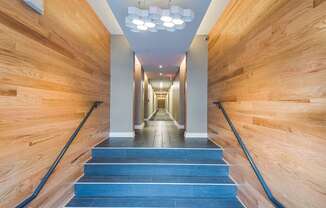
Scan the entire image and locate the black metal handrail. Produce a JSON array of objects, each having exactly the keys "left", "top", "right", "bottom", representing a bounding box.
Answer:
[
  {"left": 213, "top": 101, "right": 285, "bottom": 208},
  {"left": 16, "top": 101, "right": 103, "bottom": 208}
]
